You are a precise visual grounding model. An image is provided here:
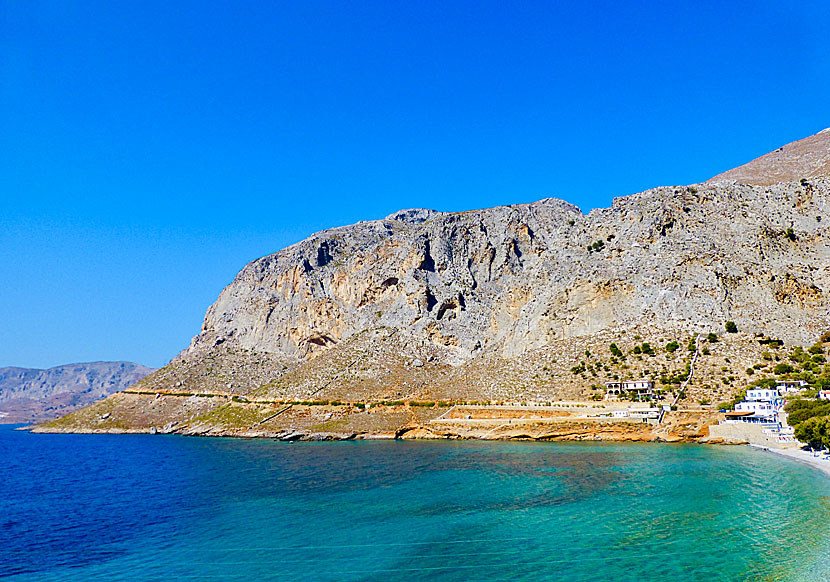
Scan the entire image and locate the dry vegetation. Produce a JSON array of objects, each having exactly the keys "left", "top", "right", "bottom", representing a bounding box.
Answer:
[{"left": 38, "top": 324, "right": 811, "bottom": 442}]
